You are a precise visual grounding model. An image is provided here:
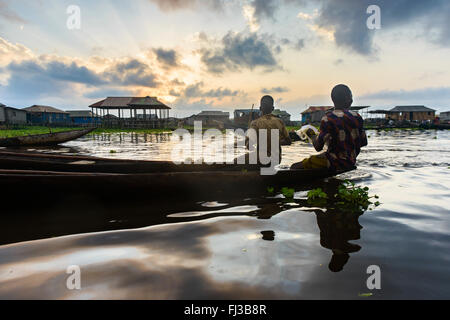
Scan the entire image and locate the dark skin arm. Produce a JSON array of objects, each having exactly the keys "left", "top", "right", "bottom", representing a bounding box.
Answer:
[{"left": 306, "top": 129, "right": 324, "bottom": 152}]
